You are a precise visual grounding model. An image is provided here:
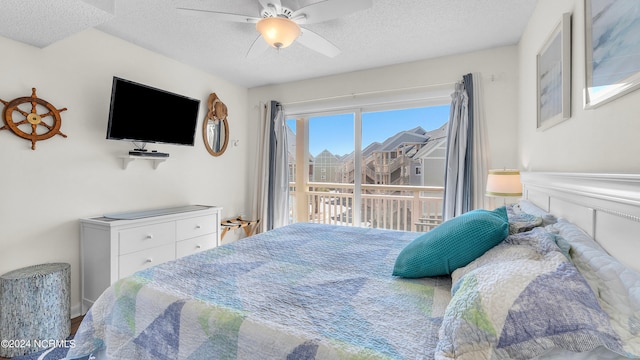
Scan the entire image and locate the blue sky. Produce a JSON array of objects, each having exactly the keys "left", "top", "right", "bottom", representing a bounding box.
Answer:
[{"left": 287, "top": 105, "right": 450, "bottom": 157}]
